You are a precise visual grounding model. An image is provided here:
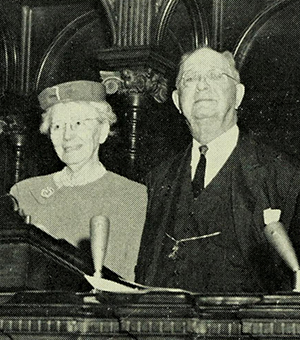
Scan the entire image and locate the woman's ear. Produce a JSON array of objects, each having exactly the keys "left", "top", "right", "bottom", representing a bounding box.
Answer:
[{"left": 99, "top": 121, "right": 110, "bottom": 144}]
